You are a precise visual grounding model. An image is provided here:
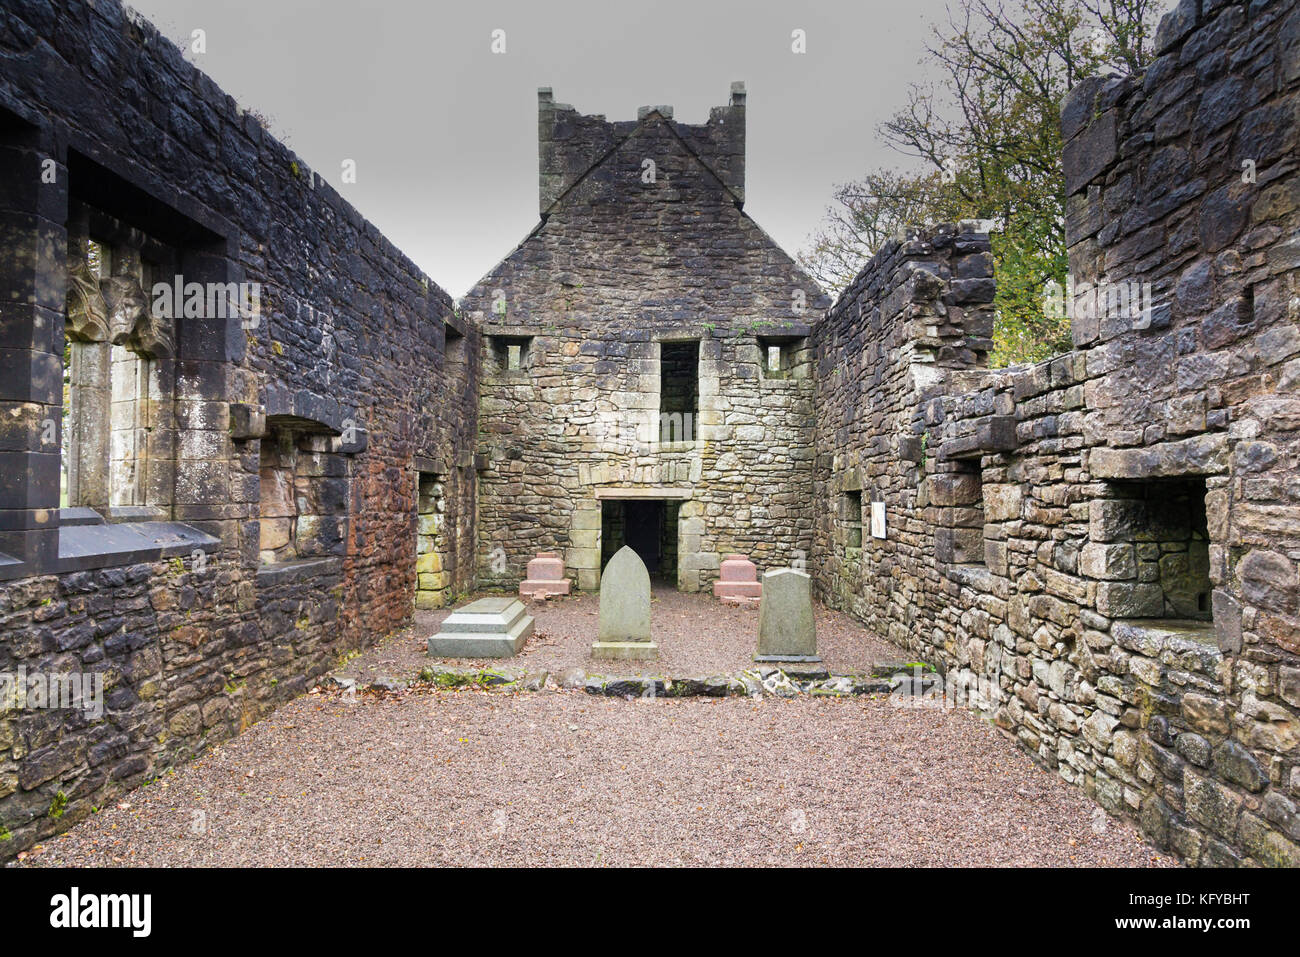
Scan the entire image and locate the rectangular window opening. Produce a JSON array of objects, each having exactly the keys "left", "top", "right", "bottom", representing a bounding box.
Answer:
[
  {"left": 491, "top": 336, "right": 532, "bottom": 375},
  {"left": 416, "top": 472, "right": 449, "bottom": 609},
  {"left": 658, "top": 340, "right": 699, "bottom": 444},
  {"left": 1096, "top": 478, "right": 1211, "bottom": 622},
  {"left": 445, "top": 325, "right": 466, "bottom": 371},
  {"left": 939, "top": 459, "right": 986, "bottom": 566},
  {"left": 843, "top": 489, "right": 863, "bottom": 551},
  {"left": 759, "top": 336, "right": 803, "bottom": 379},
  {"left": 259, "top": 424, "right": 347, "bottom": 565}
]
